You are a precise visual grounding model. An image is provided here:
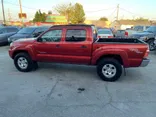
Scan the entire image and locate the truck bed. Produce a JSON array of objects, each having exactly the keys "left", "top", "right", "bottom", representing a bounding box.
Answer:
[
  {"left": 93, "top": 38, "right": 148, "bottom": 67},
  {"left": 96, "top": 38, "right": 145, "bottom": 44}
]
